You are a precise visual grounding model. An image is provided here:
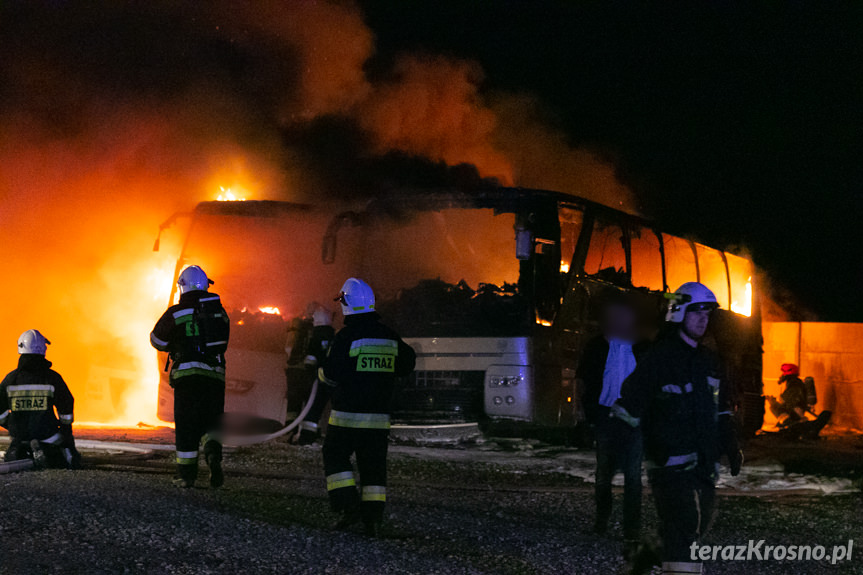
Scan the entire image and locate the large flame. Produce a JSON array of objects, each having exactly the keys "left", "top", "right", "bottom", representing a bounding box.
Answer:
[{"left": 731, "top": 277, "right": 753, "bottom": 317}]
